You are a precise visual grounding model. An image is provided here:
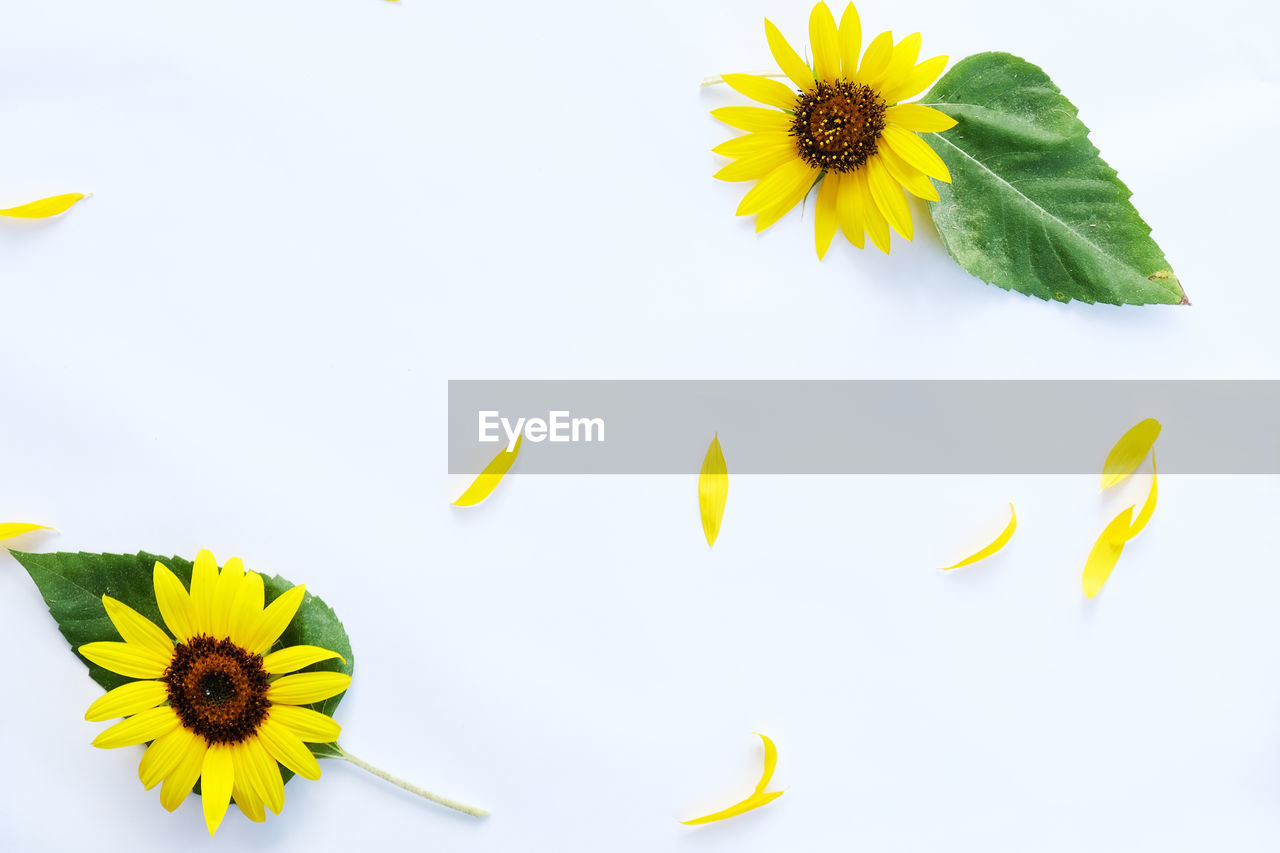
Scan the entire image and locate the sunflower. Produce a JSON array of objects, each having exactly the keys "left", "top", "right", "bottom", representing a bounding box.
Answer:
[
  {"left": 711, "top": 2, "right": 957, "bottom": 256},
  {"left": 78, "top": 550, "right": 351, "bottom": 835}
]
